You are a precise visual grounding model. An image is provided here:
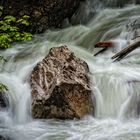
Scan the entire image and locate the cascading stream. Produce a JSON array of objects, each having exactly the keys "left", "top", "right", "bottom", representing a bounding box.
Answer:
[{"left": 0, "top": 3, "right": 140, "bottom": 140}]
